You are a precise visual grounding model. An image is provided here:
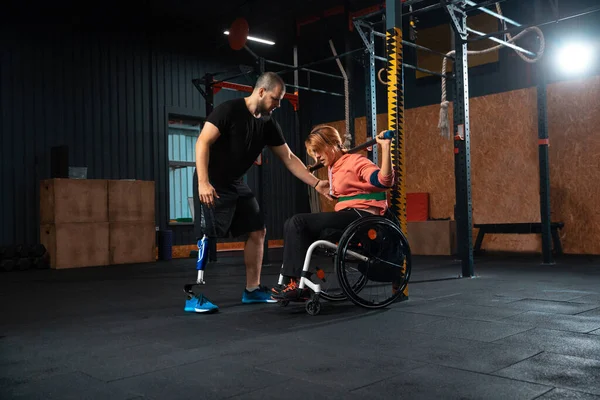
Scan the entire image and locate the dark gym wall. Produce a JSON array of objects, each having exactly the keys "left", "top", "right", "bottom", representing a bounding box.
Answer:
[{"left": 0, "top": 26, "right": 303, "bottom": 247}]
